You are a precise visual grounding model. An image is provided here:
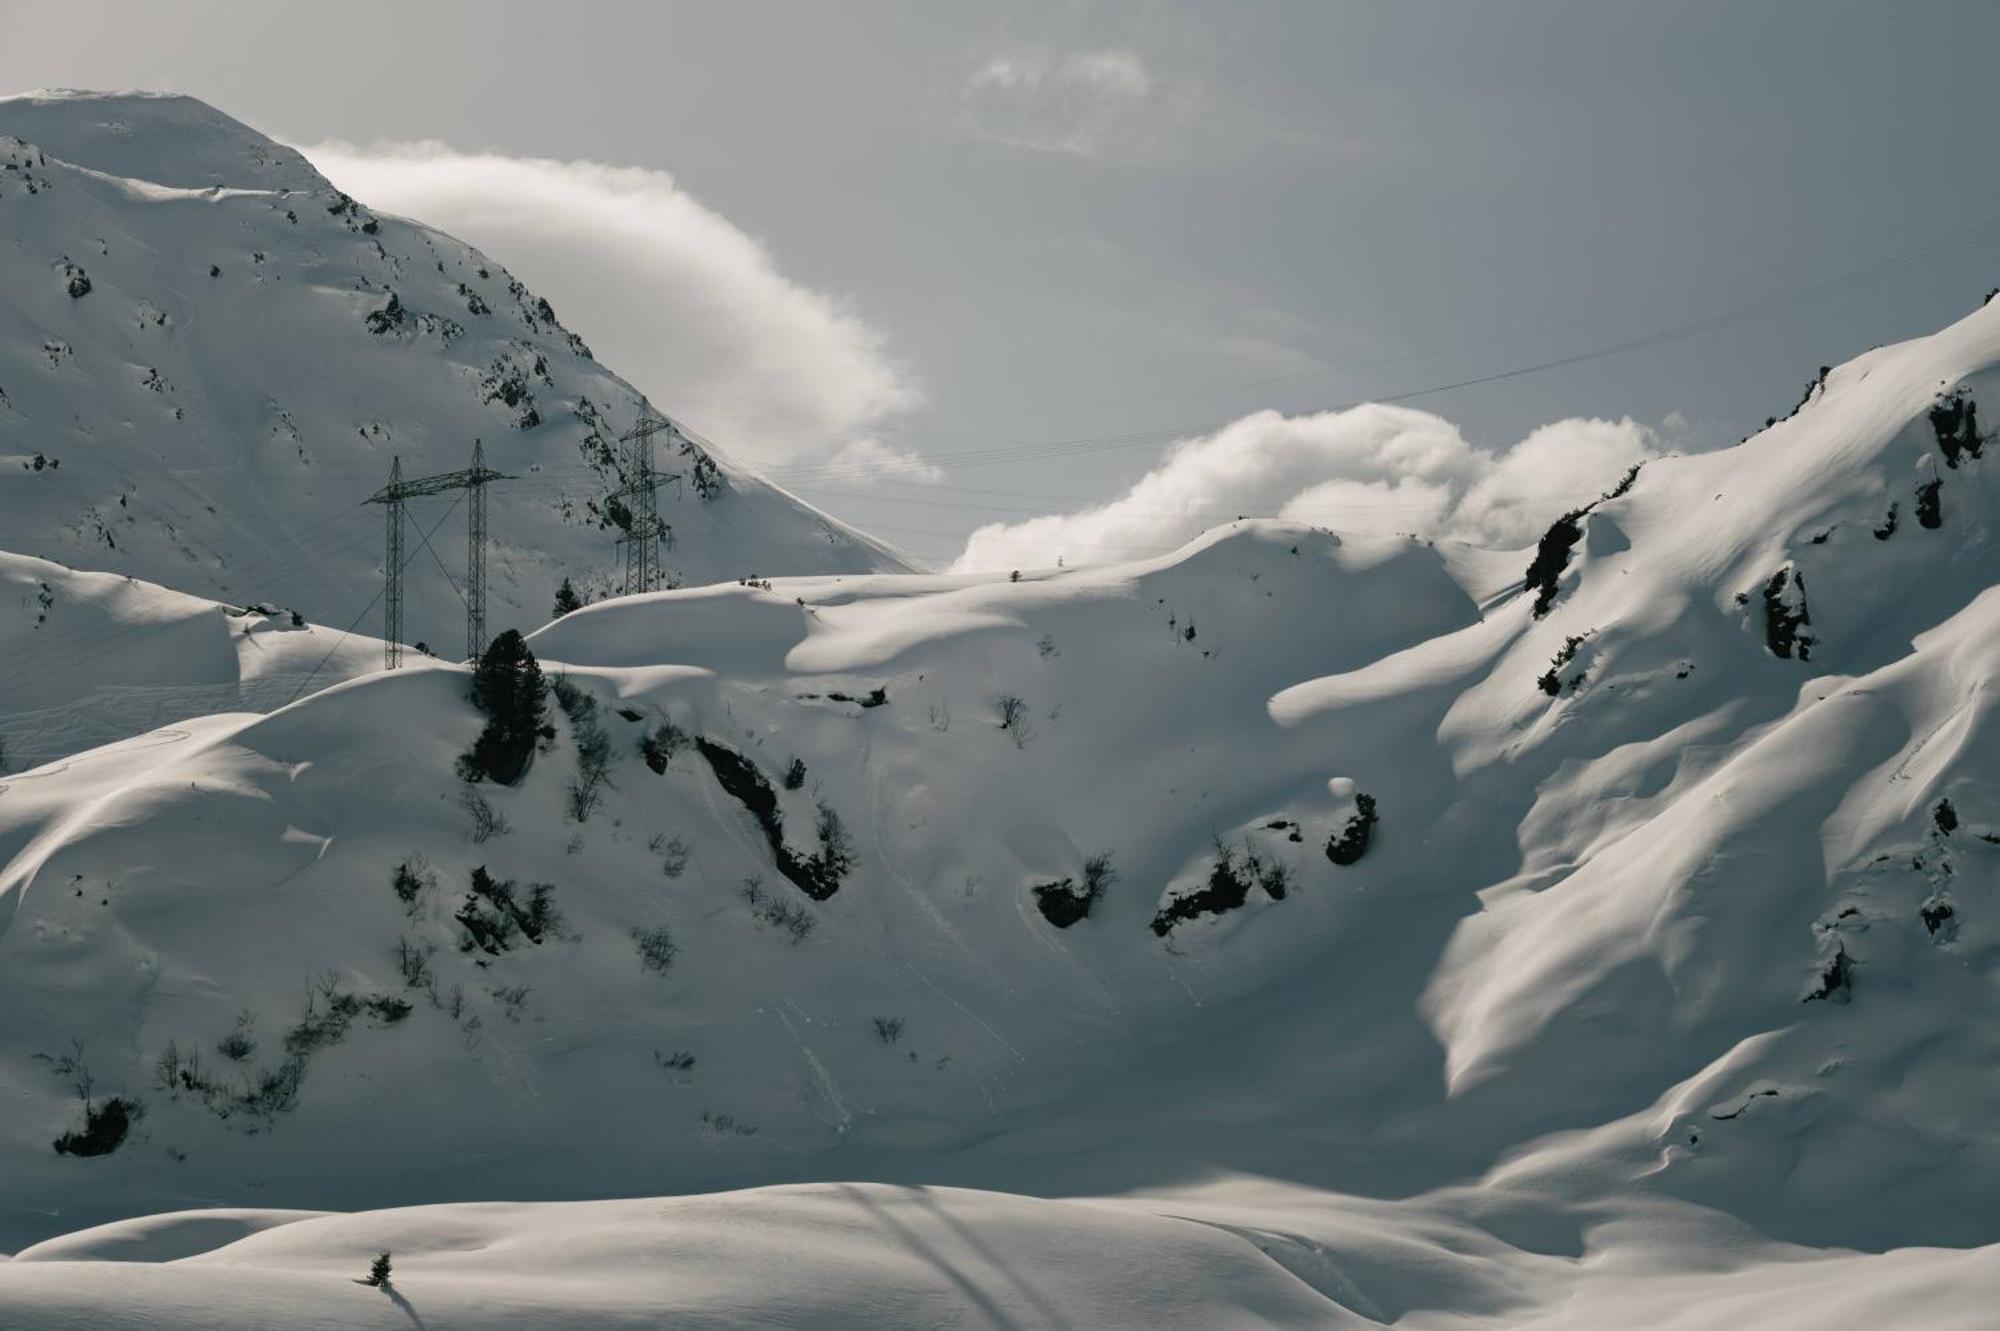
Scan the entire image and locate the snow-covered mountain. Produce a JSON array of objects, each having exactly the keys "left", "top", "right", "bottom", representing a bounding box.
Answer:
[
  {"left": 2, "top": 275, "right": 1998, "bottom": 1324},
  {"left": 0, "top": 89, "right": 906, "bottom": 681}
]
